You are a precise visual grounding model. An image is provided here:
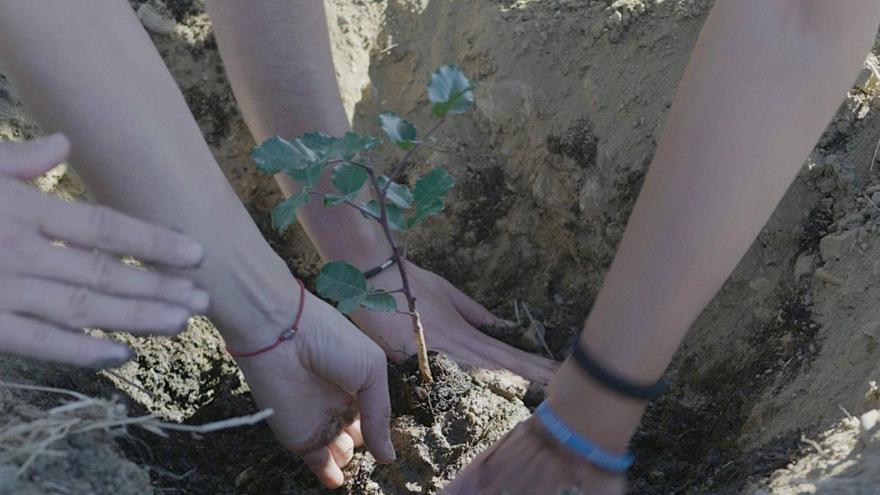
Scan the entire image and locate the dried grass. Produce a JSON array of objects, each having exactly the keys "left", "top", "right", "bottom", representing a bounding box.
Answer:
[{"left": 0, "top": 381, "right": 272, "bottom": 477}]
